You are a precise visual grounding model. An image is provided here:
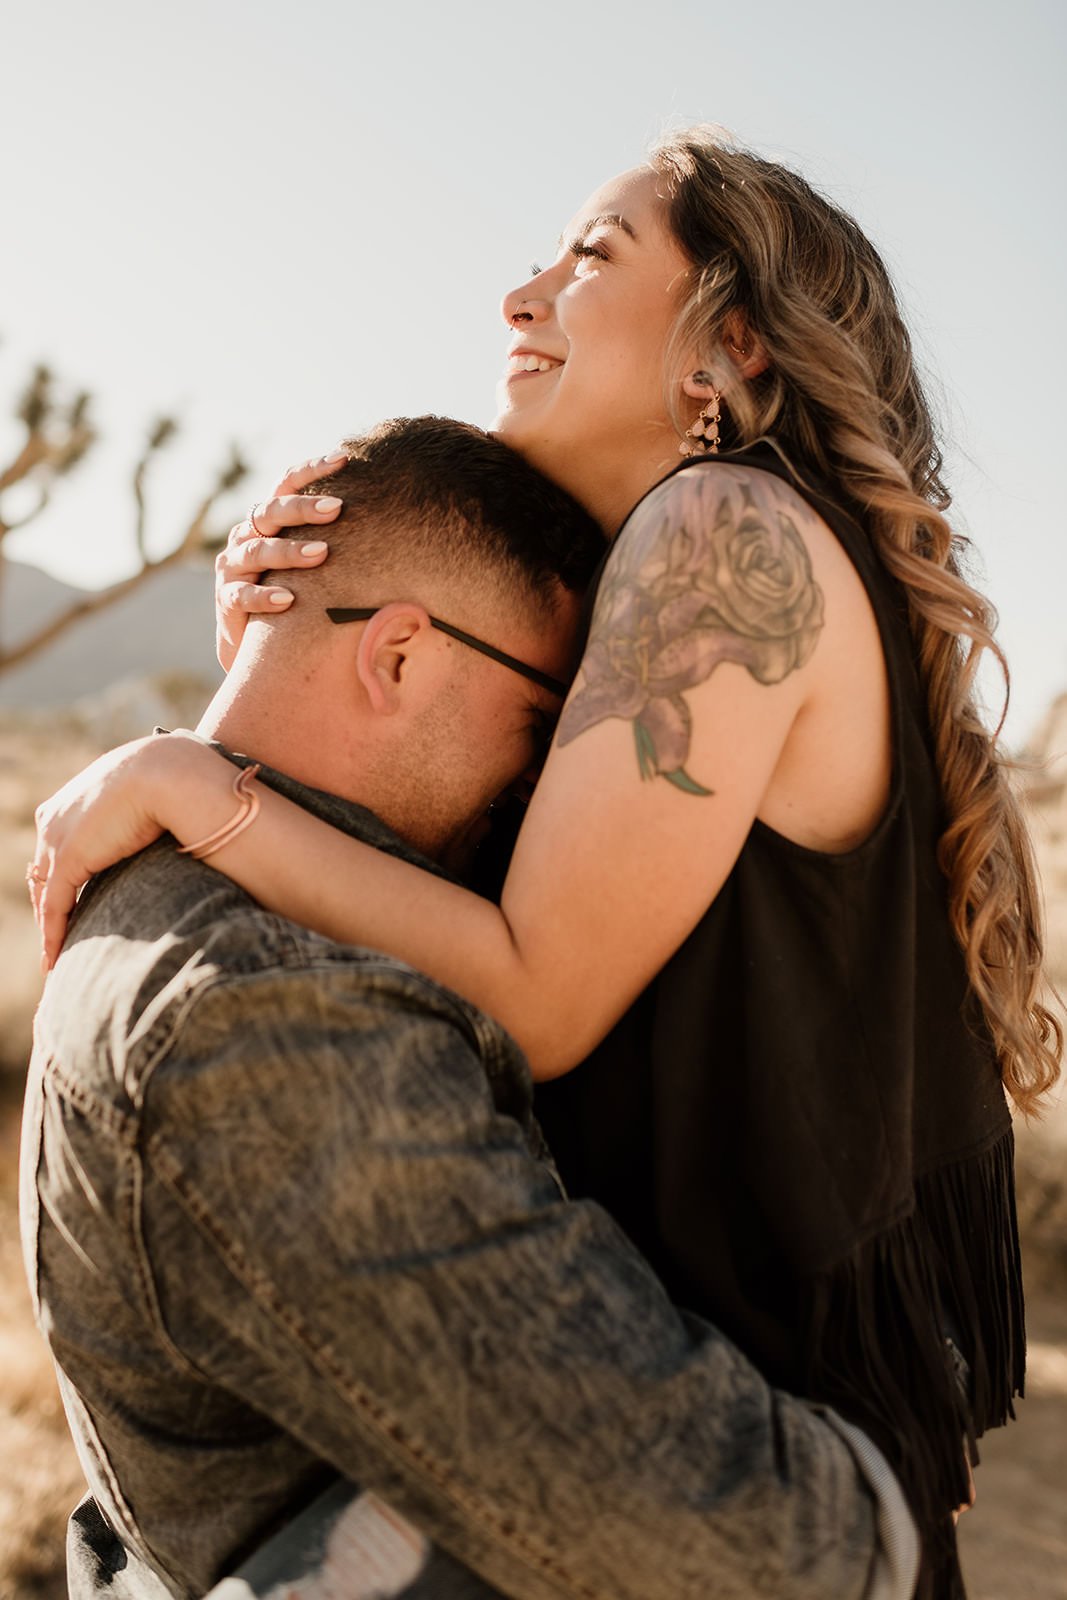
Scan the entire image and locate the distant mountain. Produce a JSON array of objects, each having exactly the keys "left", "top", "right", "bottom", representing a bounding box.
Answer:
[{"left": 0, "top": 559, "right": 223, "bottom": 710}]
